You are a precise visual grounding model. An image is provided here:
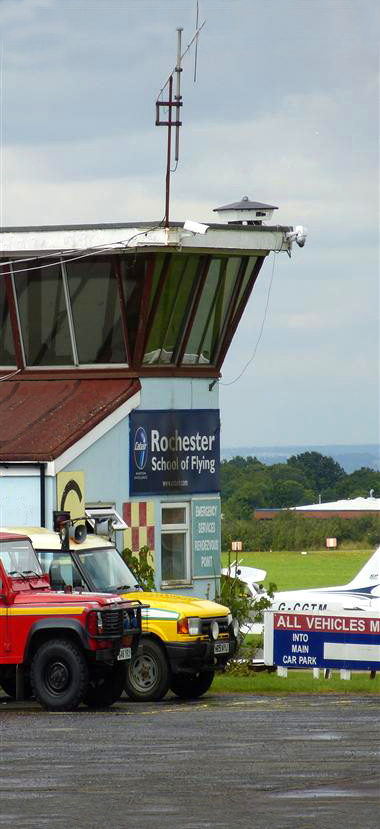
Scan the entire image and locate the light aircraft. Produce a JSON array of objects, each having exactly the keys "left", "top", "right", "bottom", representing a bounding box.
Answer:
[
  {"left": 221, "top": 561, "right": 267, "bottom": 635},
  {"left": 223, "top": 548, "right": 380, "bottom": 635},
  {"left": 221, "top": 560, "right": 267, "bottom": 594},
  {"left": 269, "top": 546, "right": 380, "bottom": 614}
]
